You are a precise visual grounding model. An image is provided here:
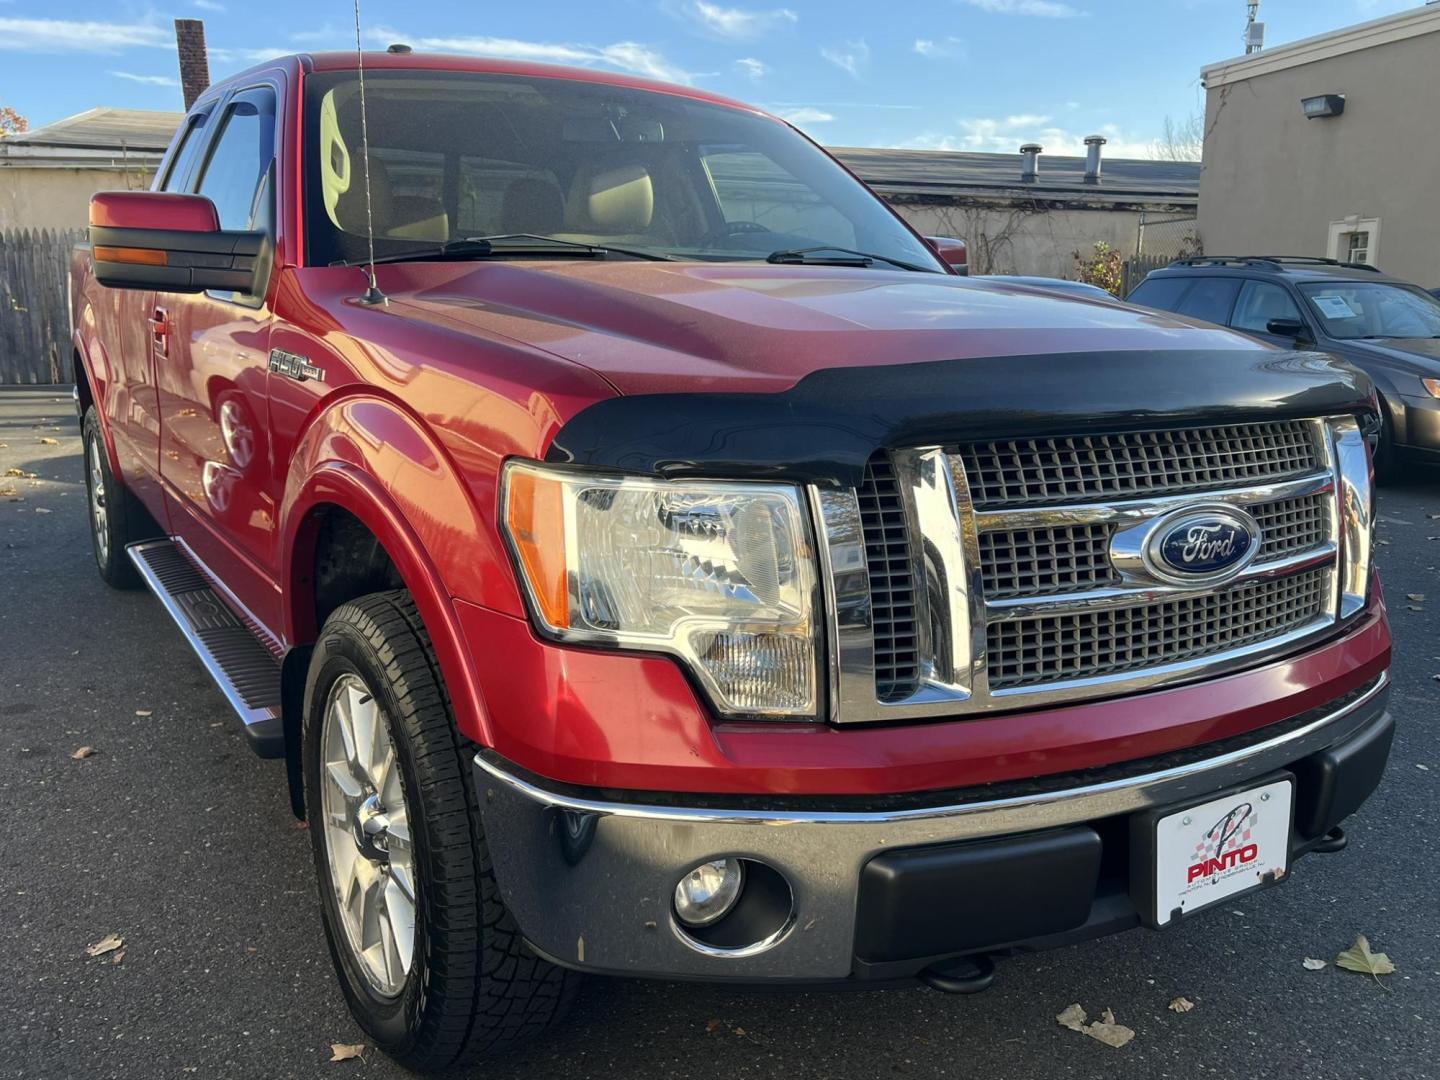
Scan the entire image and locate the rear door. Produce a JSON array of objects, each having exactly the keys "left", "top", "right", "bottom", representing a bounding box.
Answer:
[
  {"left": 105, "top": 106, "right": 214, "bottom": 512},
  {"left": 154, "top": 84, "right": 281, "bottom": 632}
]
